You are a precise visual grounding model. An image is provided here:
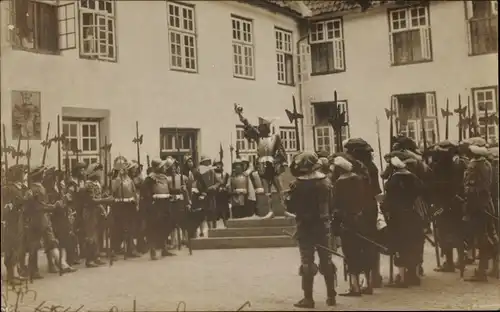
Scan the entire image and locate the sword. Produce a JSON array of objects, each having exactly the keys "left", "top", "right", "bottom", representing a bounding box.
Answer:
[{"left": 282, "top": 230, "right": 345, "bottom": 259}]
